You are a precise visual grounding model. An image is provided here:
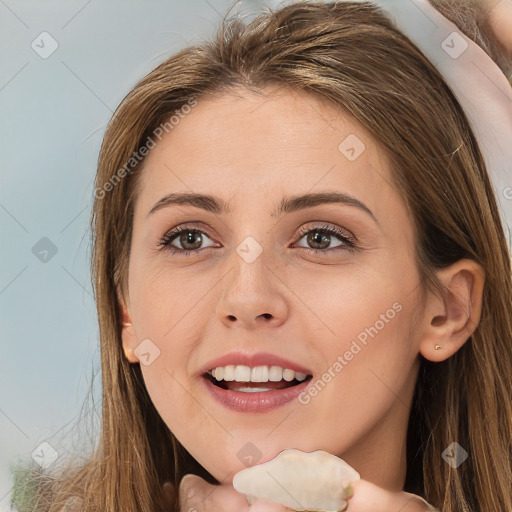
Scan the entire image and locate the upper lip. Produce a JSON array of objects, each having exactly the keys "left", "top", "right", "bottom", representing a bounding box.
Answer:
[{"left": 199, "top": 351, "right": 313, "bottom": 377}]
